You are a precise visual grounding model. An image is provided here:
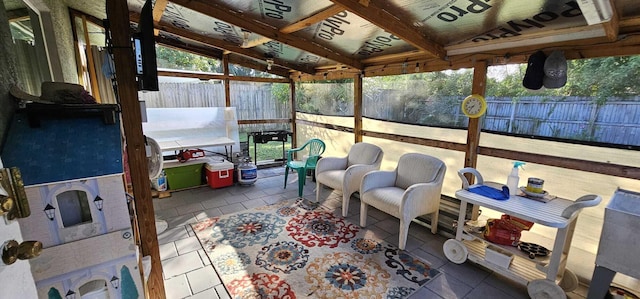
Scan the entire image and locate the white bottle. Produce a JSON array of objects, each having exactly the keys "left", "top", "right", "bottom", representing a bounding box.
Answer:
[{"left": 506, "top": 161, "right": 525, "bottom": 196}]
